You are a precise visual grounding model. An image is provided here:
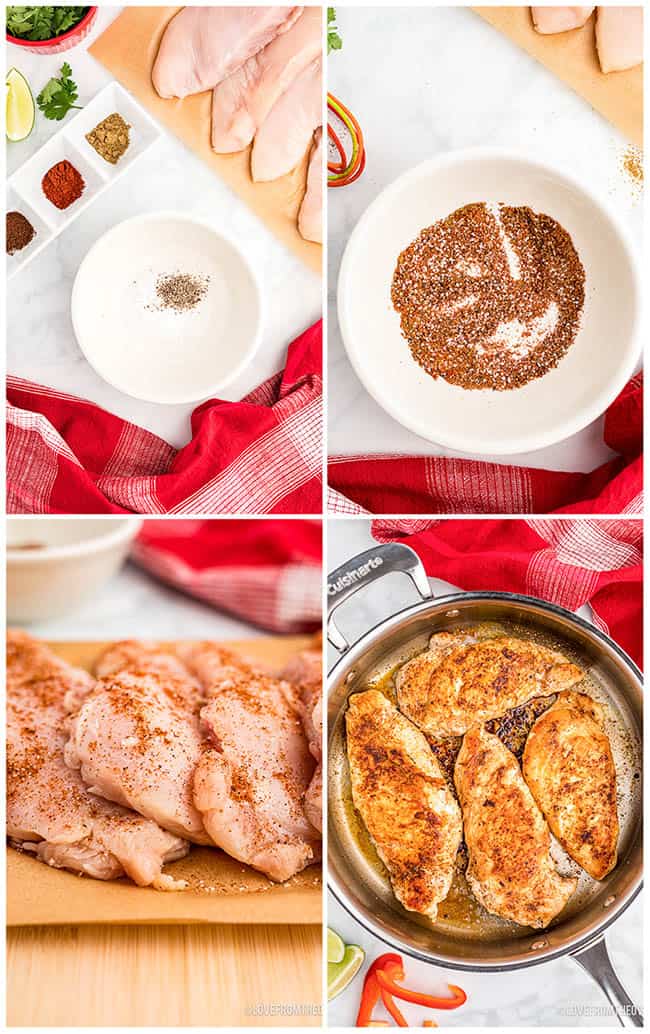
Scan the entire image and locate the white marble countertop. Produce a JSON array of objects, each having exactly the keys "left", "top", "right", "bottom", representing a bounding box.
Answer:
[
  {"left": 325, "top": 520, "right": 642, "bottom": 1027},
  {"left": 7, "top": 7, "right": 321, "bottom": 448},
  {"left": 327, "top": 6, "right": 642, "bottom": 473}
]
